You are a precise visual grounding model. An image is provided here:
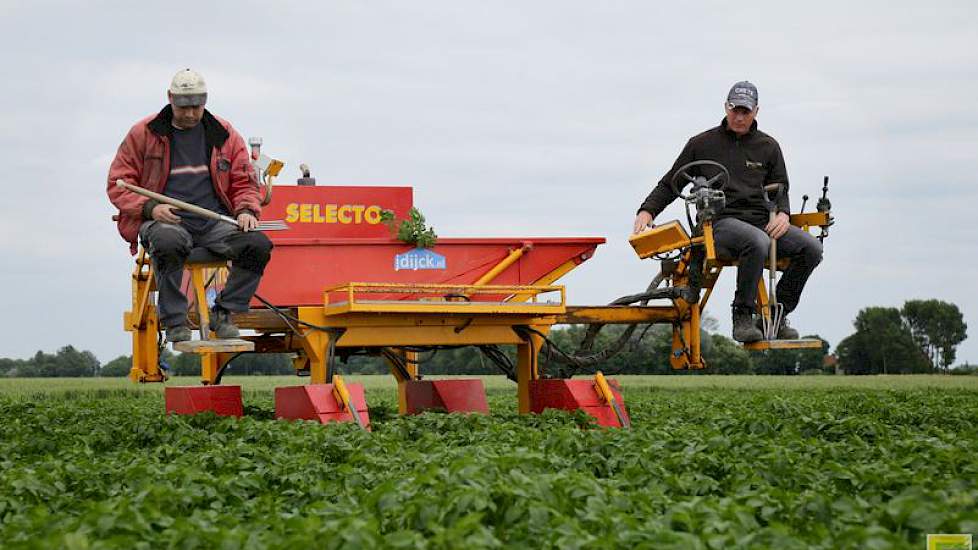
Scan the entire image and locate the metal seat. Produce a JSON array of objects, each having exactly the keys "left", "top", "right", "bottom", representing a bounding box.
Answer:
[
  {"left": 713, "top": 256, "right": 791, "bottom": 271},
  {"left": 186, "top": 247, "right": 227, "bottom": 265}
]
